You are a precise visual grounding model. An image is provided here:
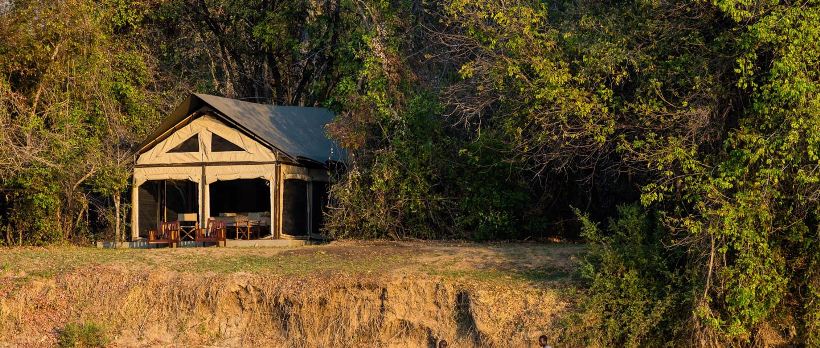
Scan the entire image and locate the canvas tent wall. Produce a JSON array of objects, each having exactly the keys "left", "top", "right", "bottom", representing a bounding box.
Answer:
[{"left": 131, "top": 94, "right": 341, "bottom": 240}]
